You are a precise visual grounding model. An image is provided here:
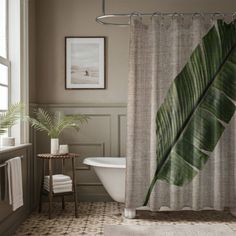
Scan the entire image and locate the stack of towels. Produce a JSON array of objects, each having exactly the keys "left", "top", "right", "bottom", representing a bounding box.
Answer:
[{"left": 44, "top": 174, "right": 72, "bottom": 193}]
